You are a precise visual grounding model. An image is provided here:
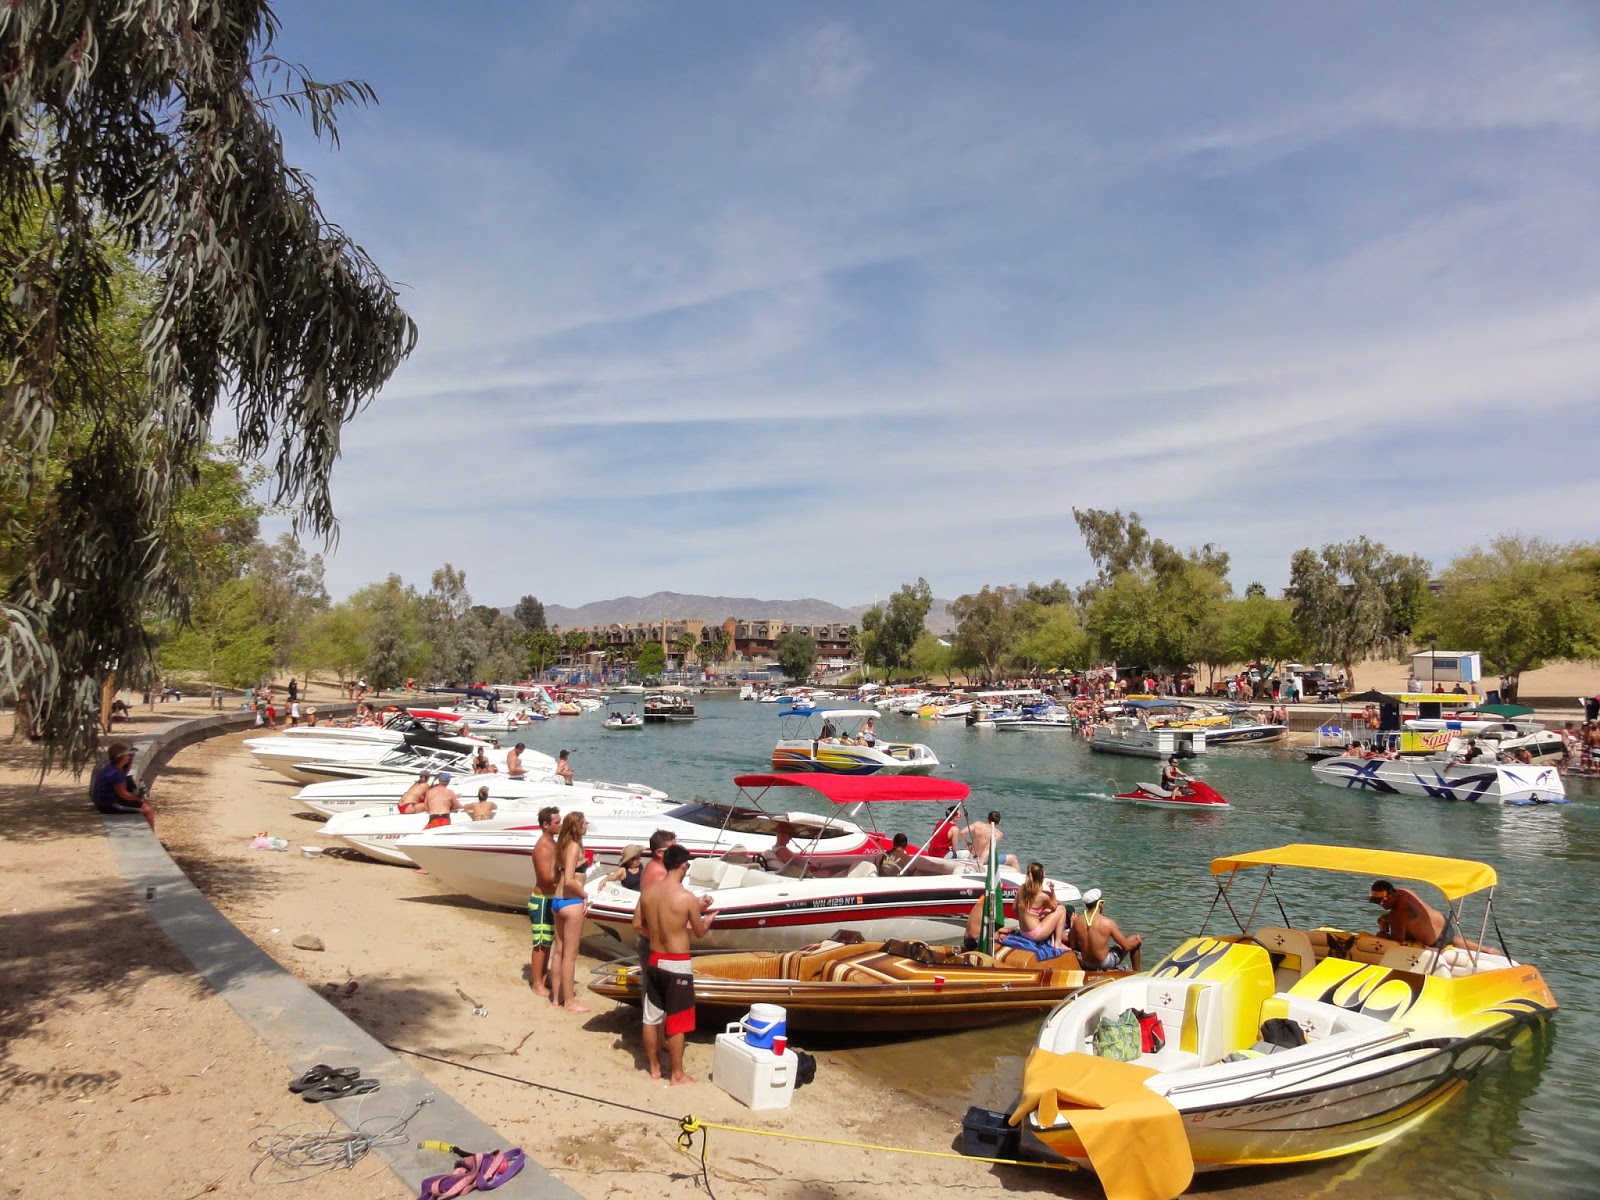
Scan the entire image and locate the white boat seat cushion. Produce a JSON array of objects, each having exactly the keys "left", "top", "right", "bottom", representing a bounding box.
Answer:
[
  {"left": 686, "top": 858, "right": 722, "bottom": 887},
  {"left": 846, "top": 860, "right": 878, "bottom": 879},
  {"left": 1251, "top": 927, "right": 1318, "bottom": 989}
]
